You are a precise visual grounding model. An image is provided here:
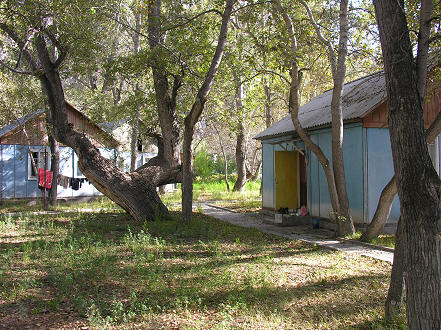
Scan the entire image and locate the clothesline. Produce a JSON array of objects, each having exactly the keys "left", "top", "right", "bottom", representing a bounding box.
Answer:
[
  {"left": 57, "top": 174, "right": 89, "bottom": 190},
  {"left": 37, "top": 168, "right": 89, "bottom": 191}
]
